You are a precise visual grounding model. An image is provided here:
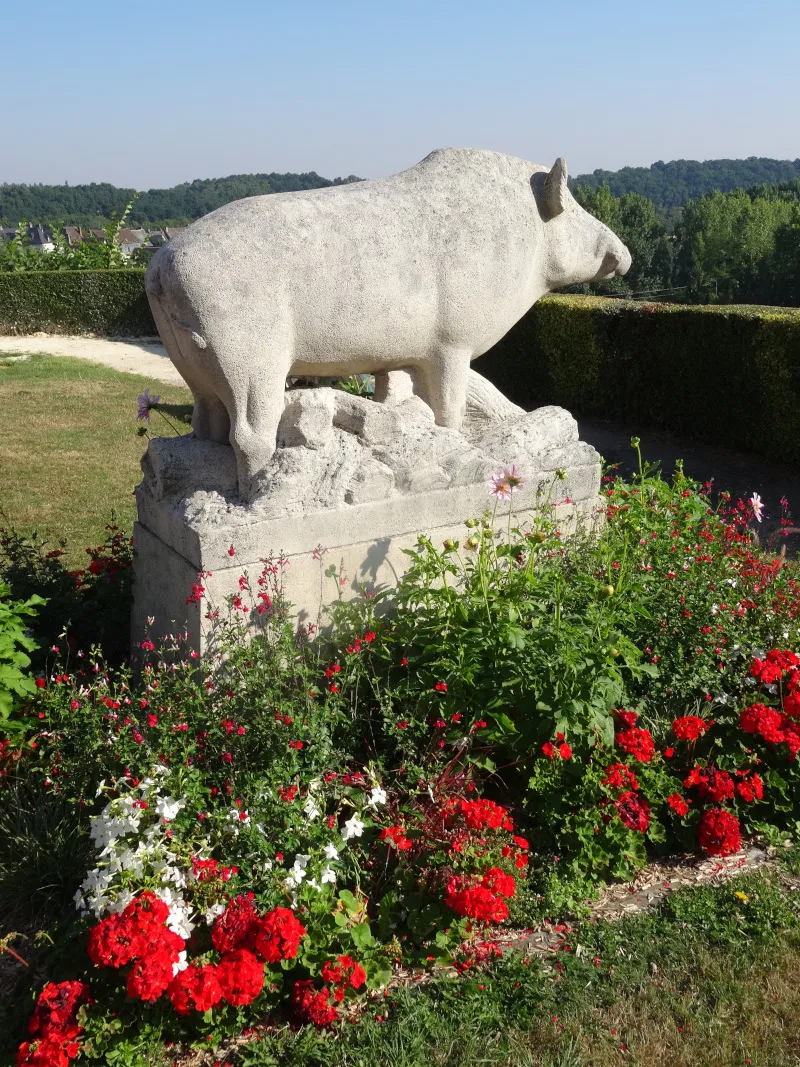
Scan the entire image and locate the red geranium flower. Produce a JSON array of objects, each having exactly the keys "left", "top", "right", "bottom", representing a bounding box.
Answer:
[
  {"left": 602, "top": 763, "right": 640, "bottom": 792},
  {"left": 615, "top": 791, "right": 650, "bottom": 832},
  {"left": 615, "top": 709, "right": 639, "bottom": 726},
  {"left": 126, "top": 950, "right": 178, "bottom": 1003},
  {"left": 251, "top": 906, "right": 306, "bottom": 963},
  {"left": 481, "top": 867, "right": 516, "bottom": 899},
  {"left": 735, "top": 773, "right": 764, "bottom": 803},
  {"left": 444, "top": 878, "right": 509, "bottom": 923},
  {"left": 87, "top": 914, "right": 139, "bottom": 969},
  {"left": 321, "top": 954, "right": 367, "bottom": 993},
  {"left": 750, "top": 658, "right": 783, "bottom": 685},
  {"left": 211, "top": 894, "right": 257, "bottom": 954},
  {"left": 667, "top": 793, "right": 690, "bottom": 816},
  {"left": 292, "top": 979, "right": 338, "bottom": 1027},
  {"left": 683, "top": 765, "right": 734, "bottom": 803},
  {"left": 697, "top": 808, "right": 741, "bottom": 857},
  {"left": 615, "top": 726, "right": 655, "bottom": 762},
  {"left": 672, "top": 716, "right": 712, "bottom": 742},
  {"left": 216, "top": 949, "right": 264, "bottom": 1007},
  {"left": 16, "top": 1037, "right": 78, "bottom": 1067},
  {"left": 740, "top": 703, "right": 785, "bottom": 744},
  {"left": 459, "top": 798, "right": 508, "bottom": 830},
  {"left": 122, "top": 891, "right": 170, "bottom": 929},
  {"left": 167, "top": 963, "right": 222, "bottom": 1015},
  {"left": 28, "top": 981, "right": 90, "bottom": 1040},
  {"left": 380, "top": 825, "right": 413, "bottom": 851}
]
